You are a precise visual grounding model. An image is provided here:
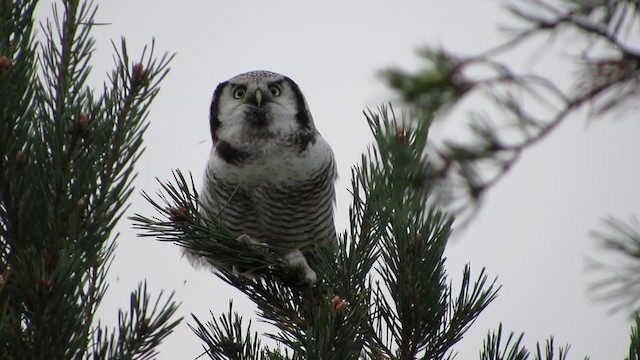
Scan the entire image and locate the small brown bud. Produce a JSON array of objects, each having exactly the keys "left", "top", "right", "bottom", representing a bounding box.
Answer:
[
  {"left": 221, "top": 336, "right": 233, "bottom": 347},
  {"left": 140, "top": 318, "right": 150, "bottom": 333},
  {"left": 0, "top": 55, "right": 10, "bottom": 73},
  {"left": 415, "top": 231, "right": 422, "bottom": 242},
  {"left": 15, "top": 151, "right": 32, "bottom": 168},
  {"left": 169, "top": 206, "right": 190, "bottom": 222},
  {"left": 337, "top": 264, "right": 344, "bottom": 275},
  {"left": 331, "top": 294, "right": 348, "bottom": 317},
  {"left": 78, "top": 112, "right": 88, "bottom": 130},
  {"left": 220, "top": 336, "right": 242, "bottom": 354},
  {"left": 395, "top": 128, "right": 405, "bottom": 142},
  {"left": 39, "top": 277, "right": 50, "bottom": 290},
  {"left": 331, "top": 295, "right": 342, "bottom": 308},
  {"left": 67, "top": 112, "right": 89, "bottom": 137},
  {"left": 78, "top": 198, "right": 86, "bottom": 208},
  {"left": 132, "top": 63, "right": 145, "bottom": 82},
  {"left": 372, "top": 347, "right": 391, "bottom": 360},
  {"left": 335, "top": 300, "right": 347, "bottom": 317}
]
